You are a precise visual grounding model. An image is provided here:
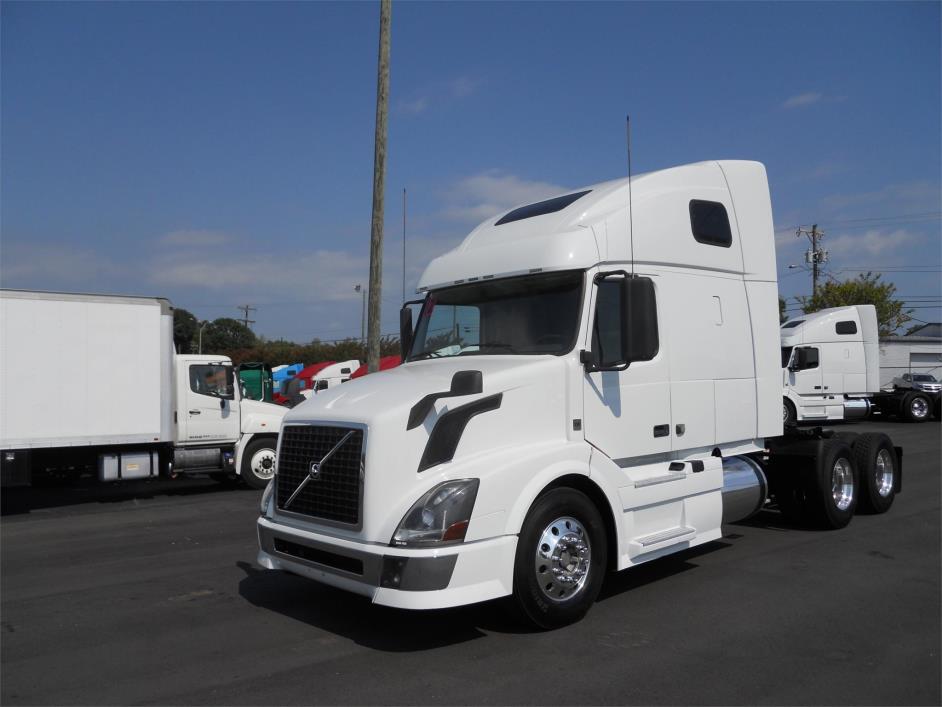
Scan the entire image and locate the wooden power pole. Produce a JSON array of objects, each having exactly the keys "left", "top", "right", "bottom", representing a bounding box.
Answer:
[{"left": 366, "top": 0, "right": 391, "bottom": 373}]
